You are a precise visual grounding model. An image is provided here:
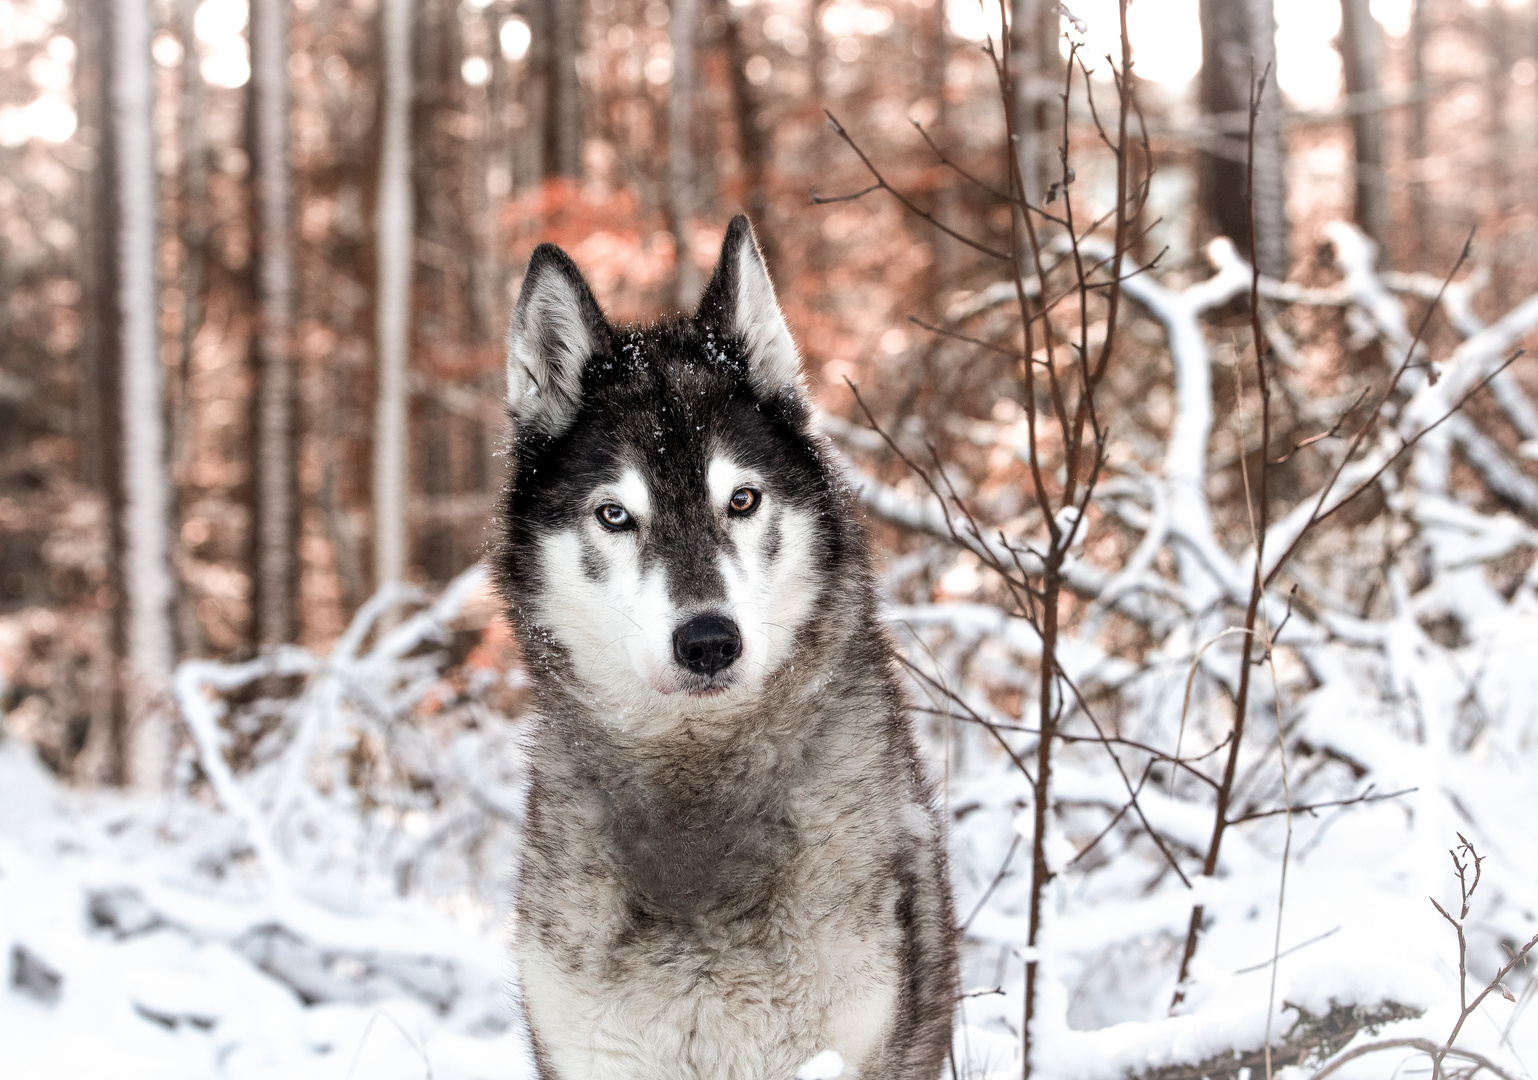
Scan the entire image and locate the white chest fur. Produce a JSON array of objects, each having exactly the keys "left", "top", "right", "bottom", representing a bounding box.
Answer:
[{"left": 518, "top": 893, "right": 900, "bottom": 1080}]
